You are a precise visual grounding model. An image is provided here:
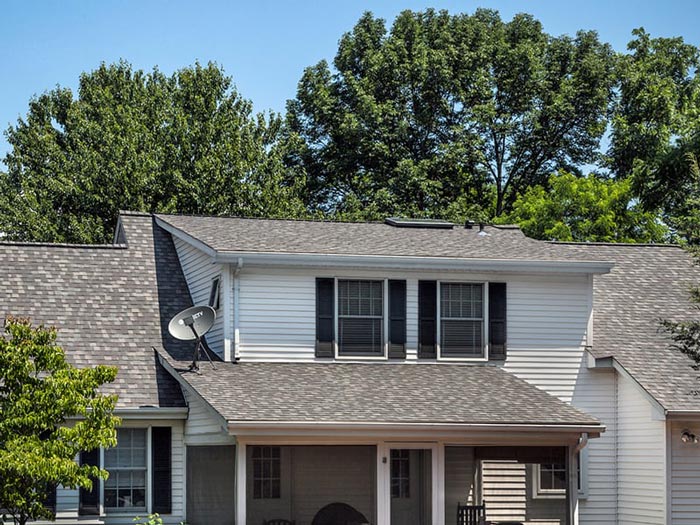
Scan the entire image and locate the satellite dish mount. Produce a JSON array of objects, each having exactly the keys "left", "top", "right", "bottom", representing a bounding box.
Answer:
[{"left": 168, "top": 306, "right": 217, "bottom": 372}]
